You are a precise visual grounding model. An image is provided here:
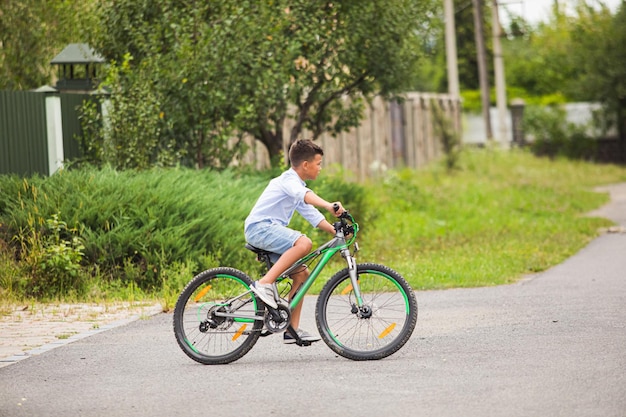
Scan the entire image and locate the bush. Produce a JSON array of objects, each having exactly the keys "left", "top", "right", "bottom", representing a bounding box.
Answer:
[
  {"left": 524, "top": 105, "right": 597, "bottom": 160},
  {"left": 21, "top": 214, "right": 86, "bottom": 298},
  {"left": 0, "top": 167, "right": 366, "bottom": 298}
]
